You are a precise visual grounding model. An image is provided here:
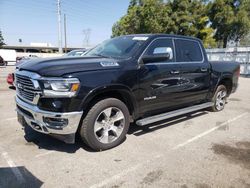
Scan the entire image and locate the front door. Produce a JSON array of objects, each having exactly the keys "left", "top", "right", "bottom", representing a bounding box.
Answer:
[{"left": 138, "top": 38, "right": 183, "bottom": 117}]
